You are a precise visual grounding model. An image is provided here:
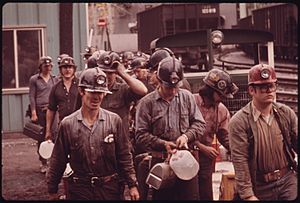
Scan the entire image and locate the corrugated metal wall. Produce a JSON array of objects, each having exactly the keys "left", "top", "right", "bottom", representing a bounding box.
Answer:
[{"left": 2, "top": 3, "right": 87, "bottom": 133}]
